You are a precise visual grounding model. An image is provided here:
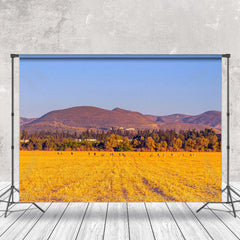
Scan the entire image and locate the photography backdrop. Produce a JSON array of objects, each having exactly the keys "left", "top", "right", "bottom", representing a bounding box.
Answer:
[
  {"left": 1, "top": 1, "right": 240, "bottom": 184},
  {"left": 19, "top": 54, "right": 222, "bottom": 202}
]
